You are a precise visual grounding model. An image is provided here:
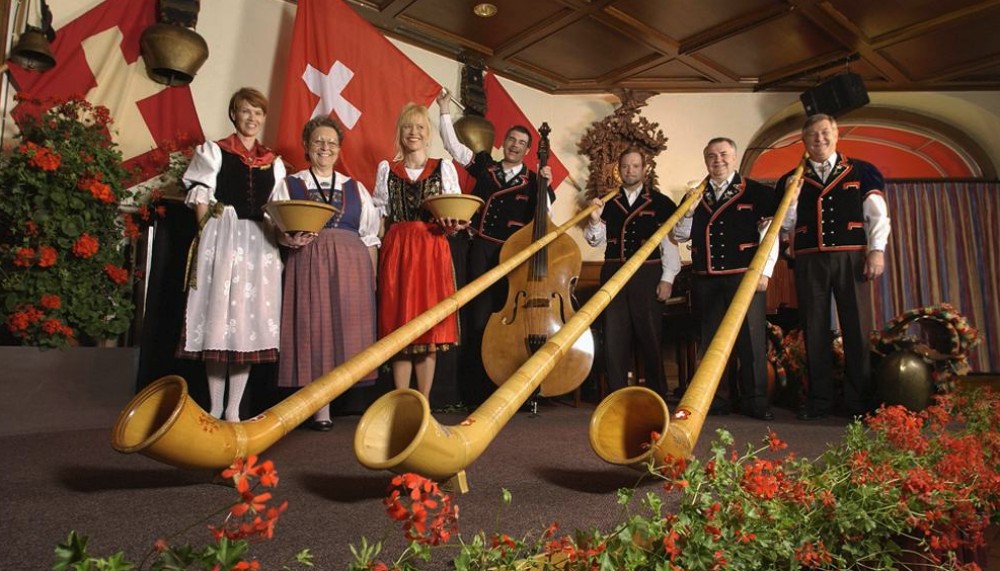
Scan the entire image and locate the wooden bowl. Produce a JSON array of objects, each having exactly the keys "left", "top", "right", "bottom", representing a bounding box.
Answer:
[
  {"left": 263, "top": 200, "right": 338, "bottom": 234},
  {"left": 420, "top": 194, "right": 485, "bottom": 222}
]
